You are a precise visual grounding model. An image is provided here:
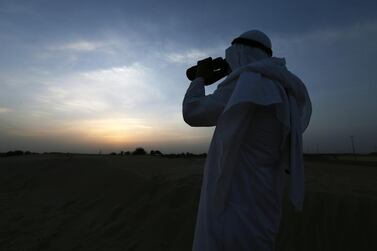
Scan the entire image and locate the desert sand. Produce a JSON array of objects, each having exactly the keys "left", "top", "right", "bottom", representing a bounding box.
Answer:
[{"left": 1, "top": 154, "right": 376, "bottom": 251}]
